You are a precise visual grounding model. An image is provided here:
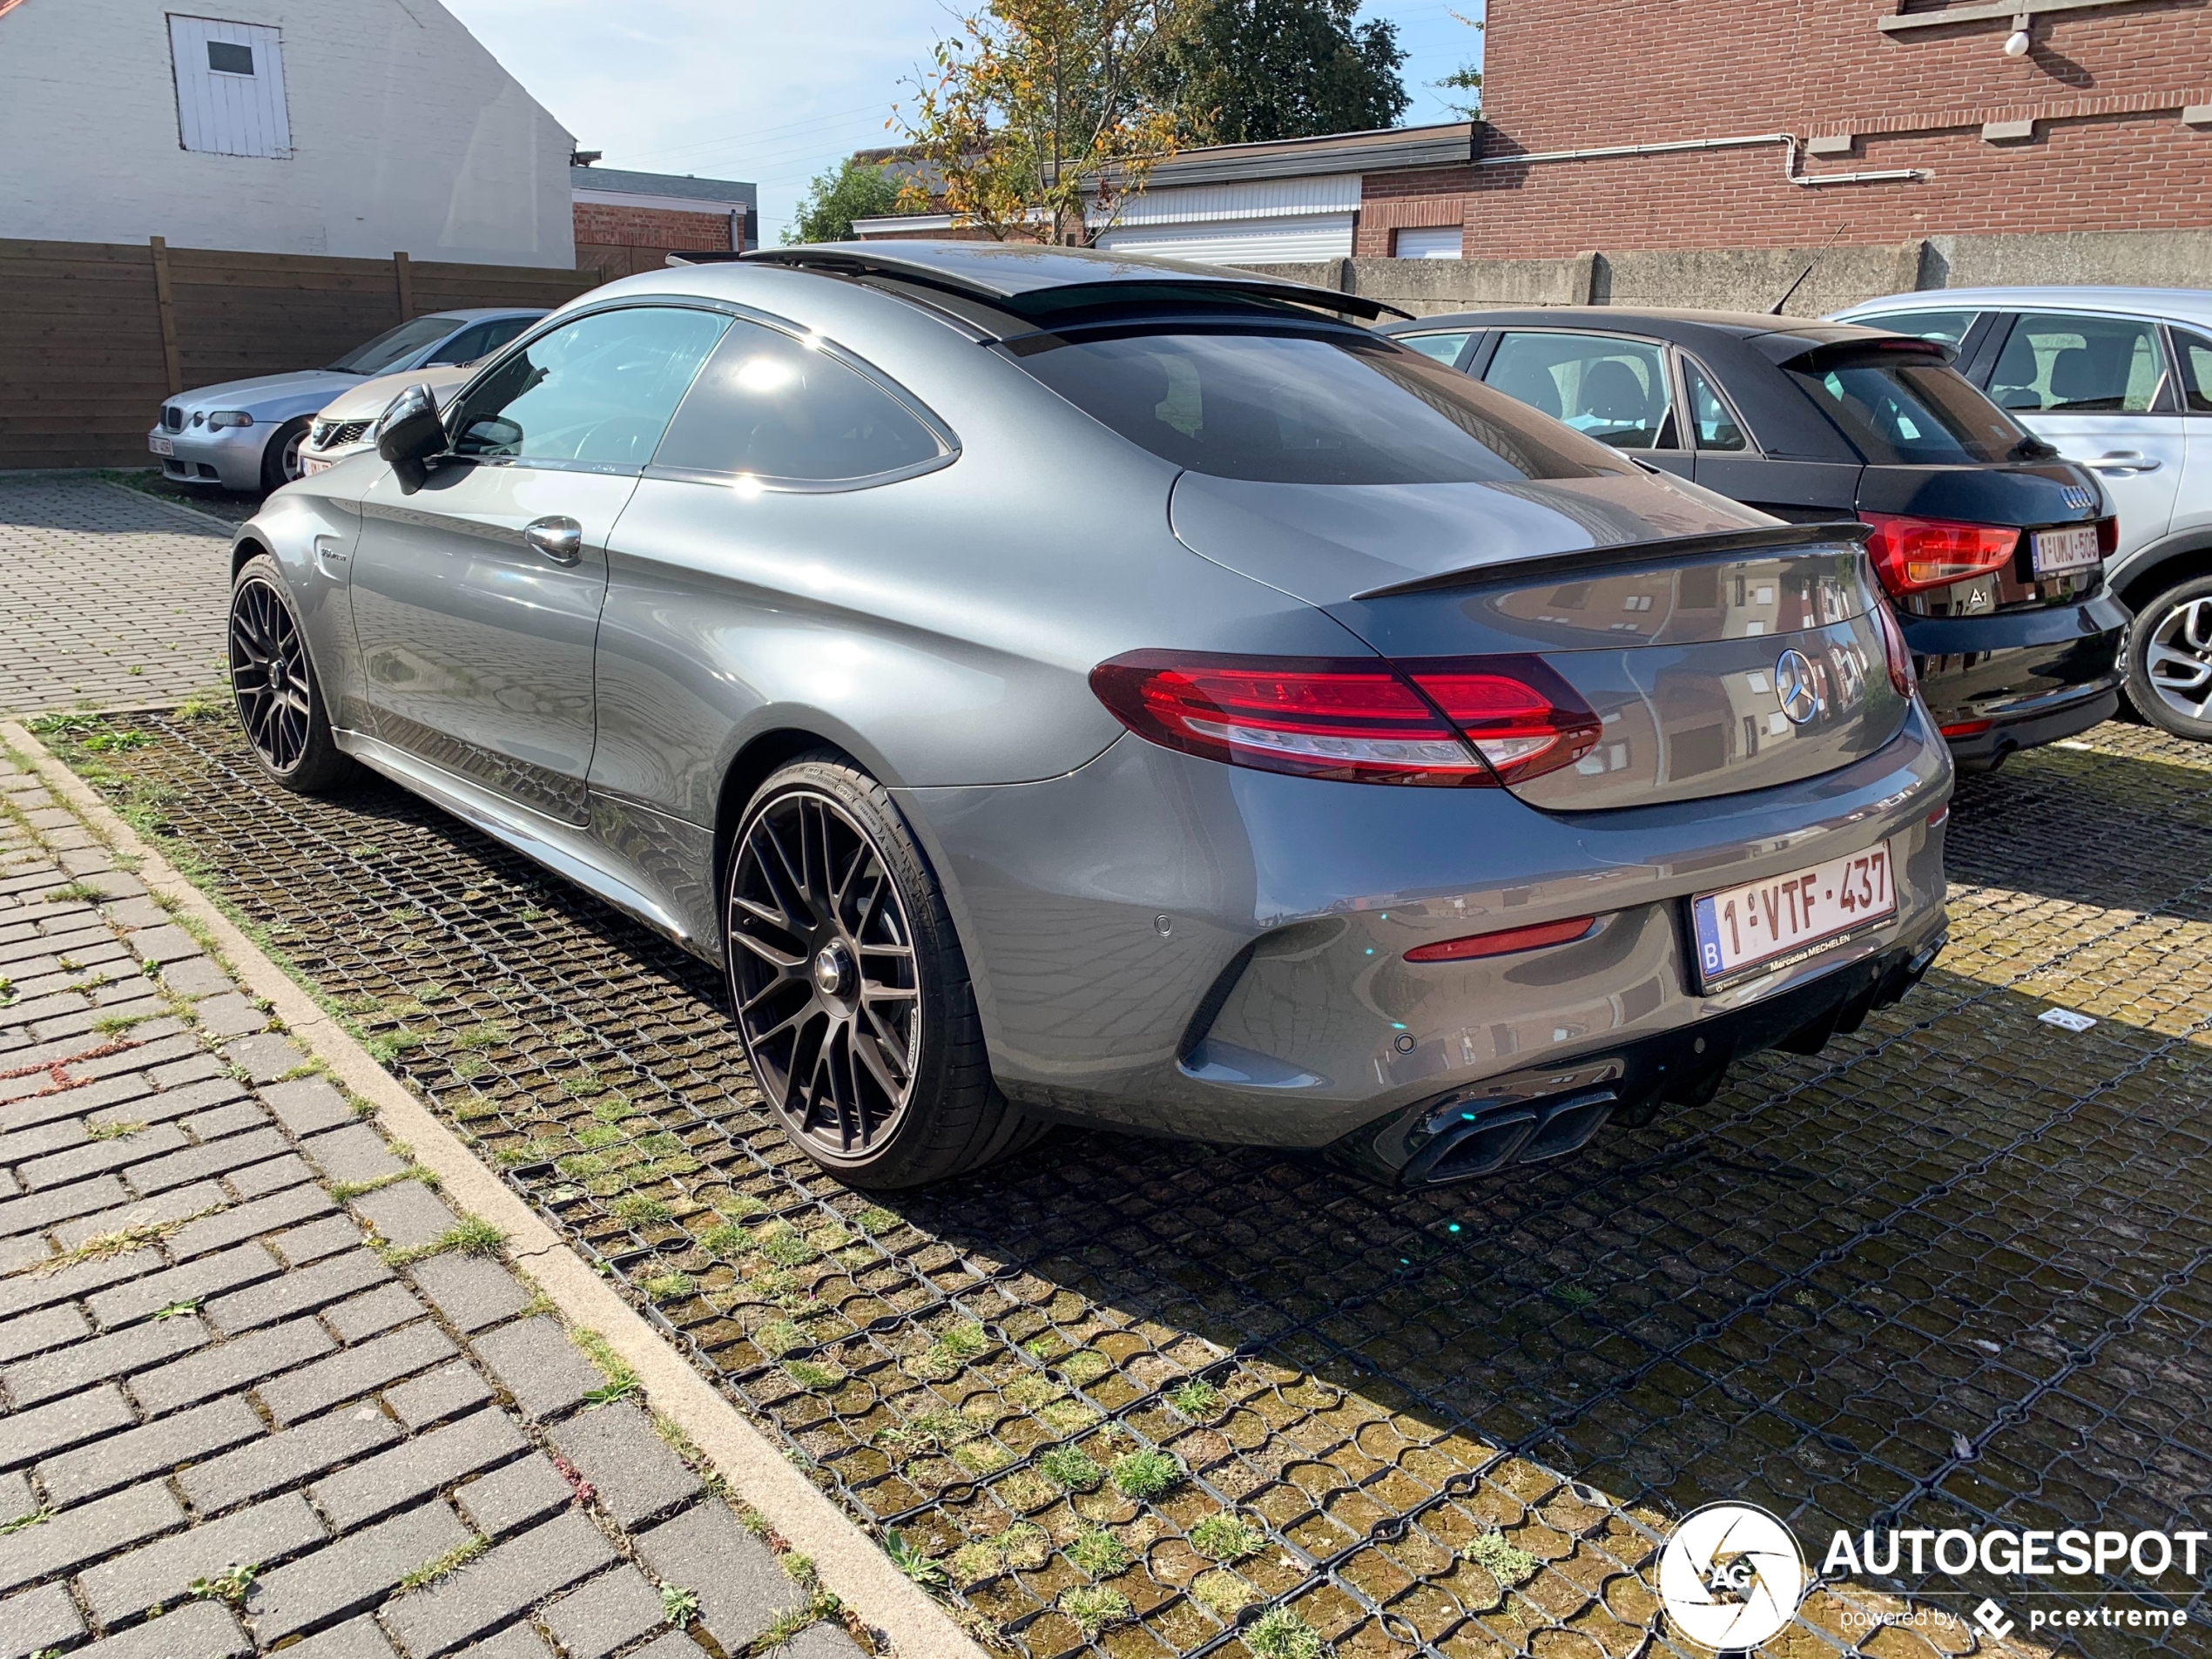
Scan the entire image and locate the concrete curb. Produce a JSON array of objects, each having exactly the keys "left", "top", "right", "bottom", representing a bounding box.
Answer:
[{"left": 3, "top": 717, "right": 987, "bottom": 1659}]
